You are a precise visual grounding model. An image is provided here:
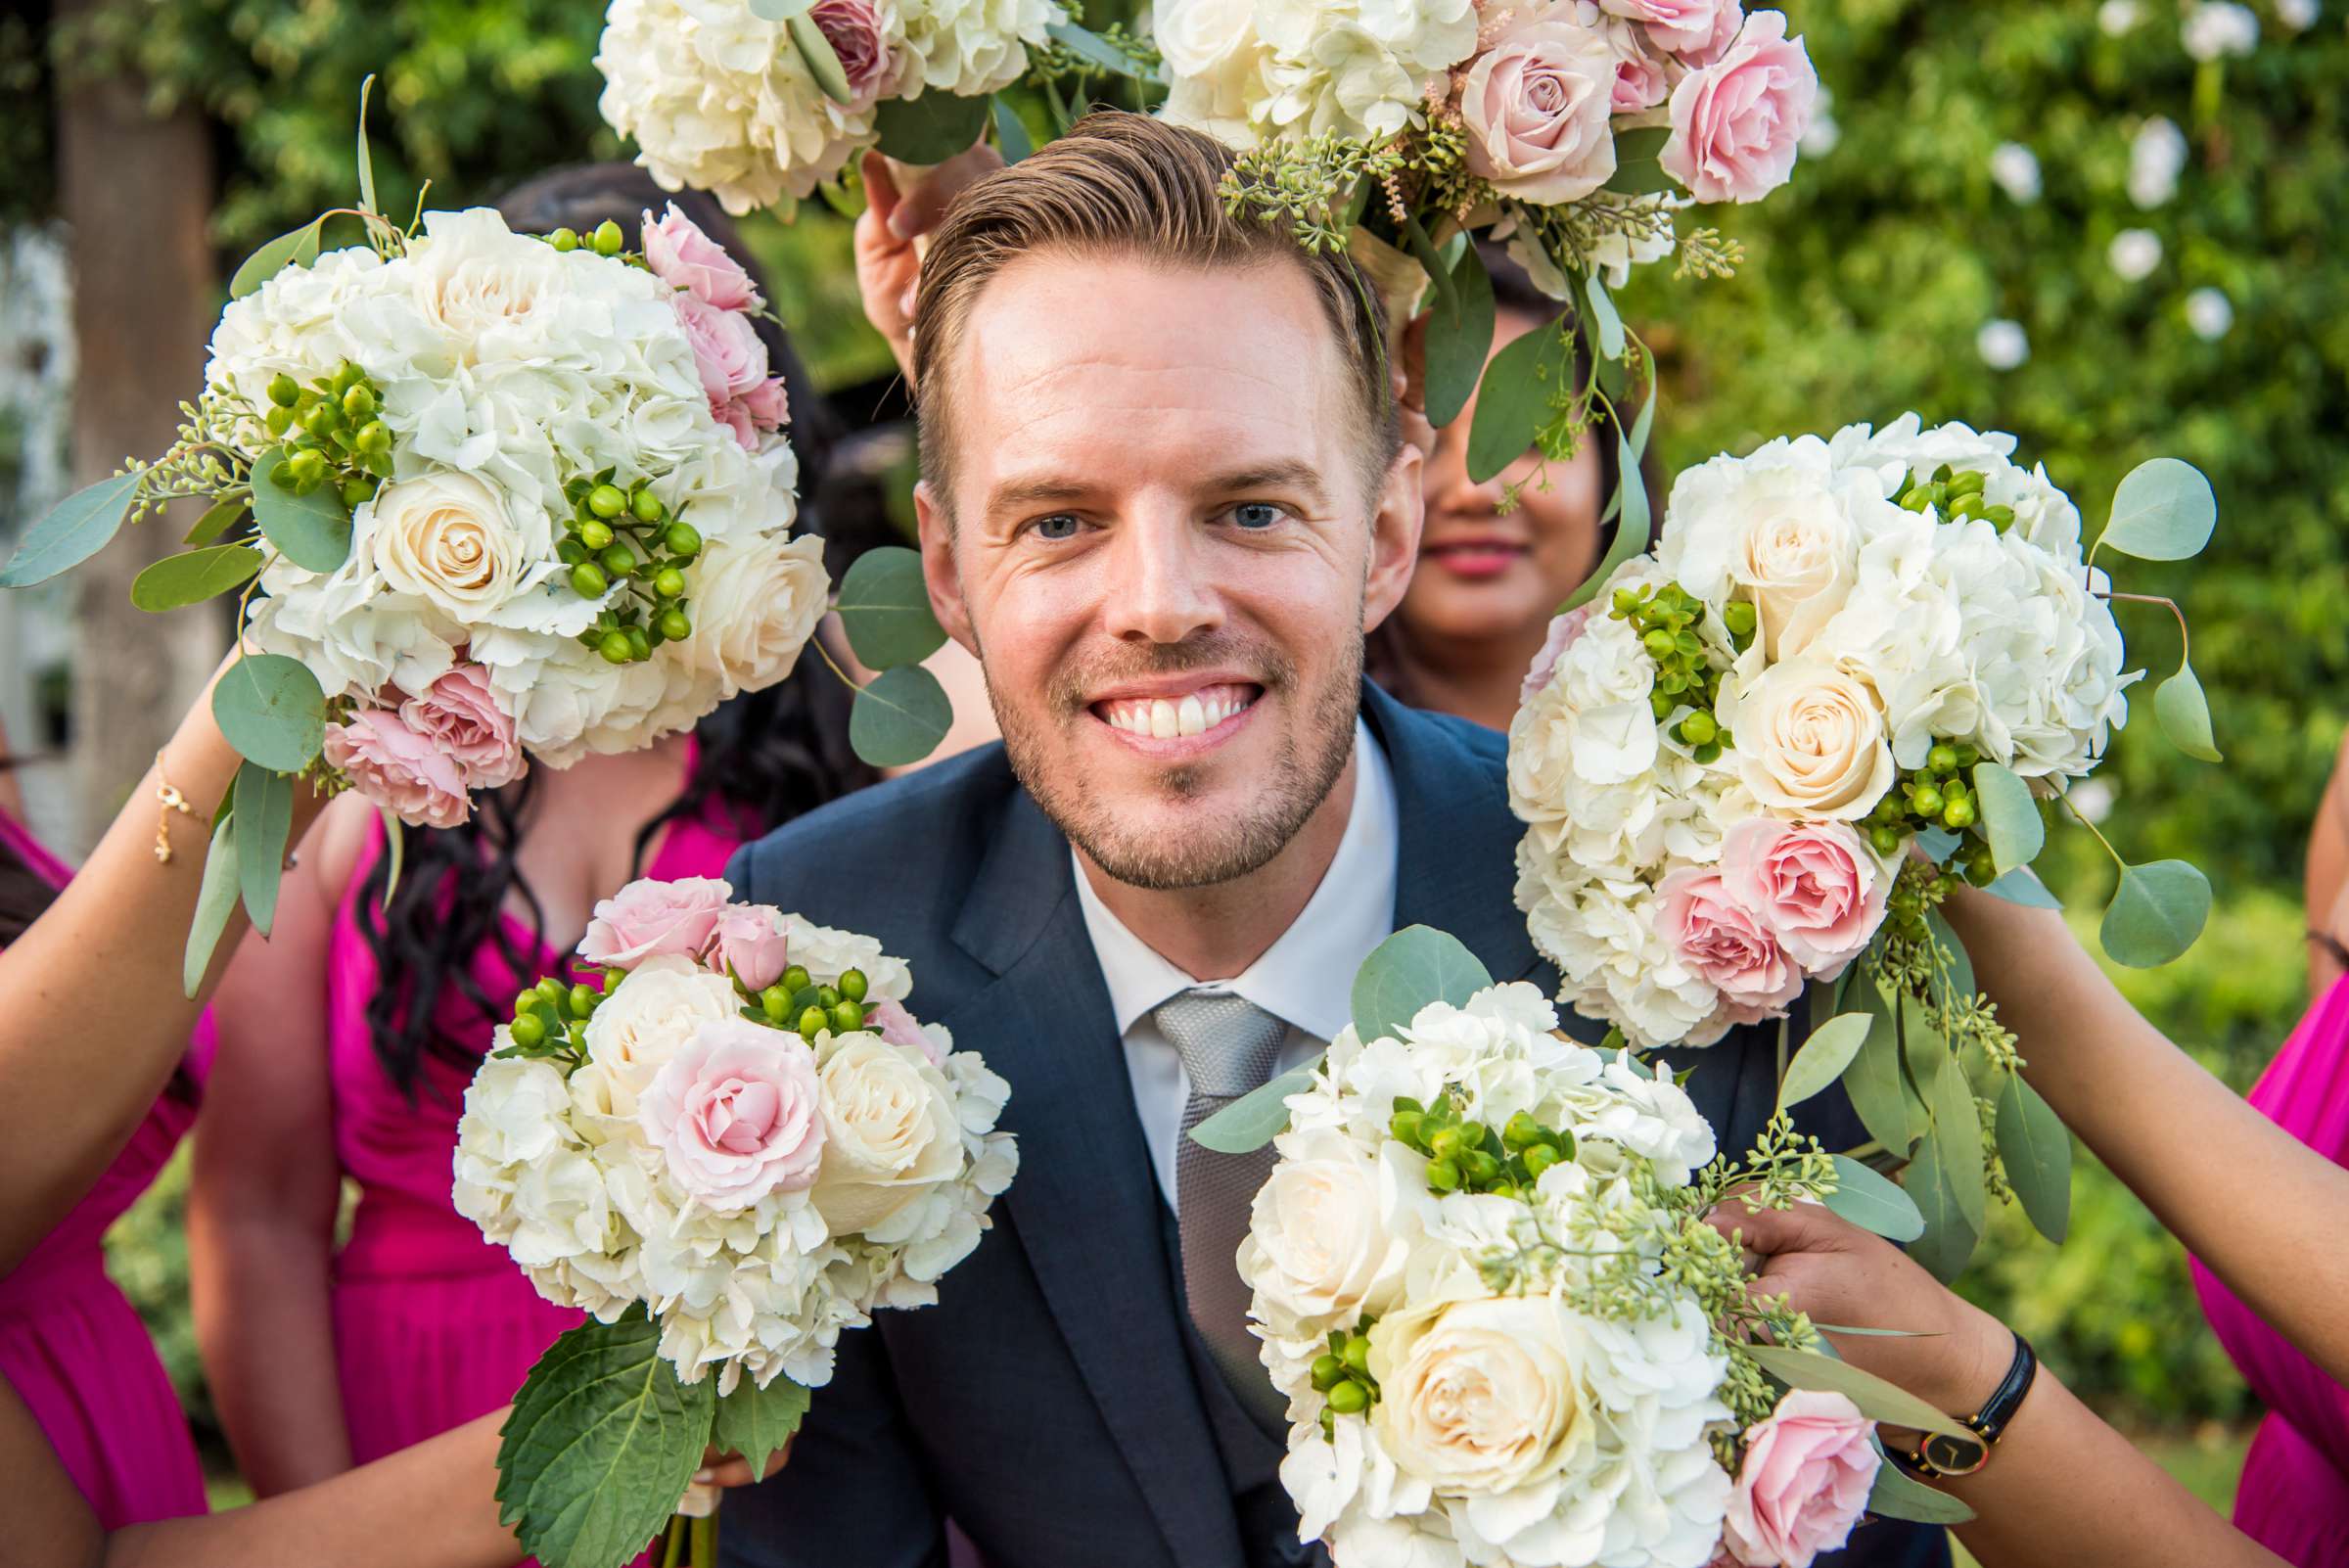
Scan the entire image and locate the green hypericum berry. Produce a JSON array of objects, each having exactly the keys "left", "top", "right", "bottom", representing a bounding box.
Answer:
[
  {"left": 1983, "top": 504, "right": 2015, "bottom": 532},
  {"left": 1692, "top": 741, "right": 1724, "bottom": 765},
  {"left": 342, "top": 478, "right": 374, "bottom": 509},
  {"left": 781, "top": 965, "right": 812, "bottom": 996},
  {"left": 550, "top": 227, "right": 579, "bottom": 253},
  {"left": 263, "top": 404, "right": 296, "bottom": 438},
  {"left": 1927, "top": 744, "right": 1959, "bottom": 775},
  {"left": 579, "top": 519, "right": 615, "bottom": 552},
  {"left": 587, "top": 483, "right": 627, "bottom": 519},
  {"left": 597, "top": 629, "right": 633, "bottom": 665},
  {"left": 1965, "top": 848, "right": 2000, "bottom": 888},
  {"left": 1954, "top": 743, "right": 1981, "bottom": 769},
  {"left": 1641, "top": 628, "right": 1674, "bottom": 659},
  {"left": 1327, "top": 1380, "right": 1370, "bottom": 1416},
  {"left": 1722, "top": 600, "right": 1758, "bottom": 638},
  {"left": 1463, "top": 1150, "right": 1502, "bottom": 1185},
  {"left": 572, "top": 562, "right": 611, "bottom": 598},
  {"left": 303, "top": 403, "right": 342, "bottom": 439},
  {"left": 513, "top": 988, "right": 541, "bottom": 1019},
  {"left": 654, "top": 566, "right": 688, "bottom": 600},
  {"left": 1947, "top": 469, "right": 1987, "bottom": 497},
  {"left": 355, "top": 422, "right": 392, "bottom": 455},
  {"left": 286, "top": 448, "right": 328, "bottom": 488},
  {"left": 1911, "top": 783, "right": 1946, "bottom": 819},
  {"left": 1942, "top": 796, "right": 1977, "bottom": 829},
  {"left": 595, "top": 544, "right": 634, "bottom": 579},
  {"left": 1425, "top": 1157, "right": 1460, "bottom": 1193},
  {"left": 1502, "top": 1112, "right": 1543, "bottom": 1151},
  {"left": 333, "top": 362, "right": 364, "bottom": 395},
  {"left": 658, "top": 608, "right": 692, "bottom": 642},
  {"left": 797, "top": 1005, "right": 829, "bottom": 1039},
  {"left": 1901, "top": 486, "right": 1934, "bottom": 513},
  {"left": 1389, "top": 1110, "right": 1425, "bottom": 1150},
  {"left": 569, "top": 983, "right": 598, "bottom": 1018},
  {"left": 1311, "top": 1354, "right": 1345, "bottom": 1393},
  {"left": 631, "top": 487, "right": 666, "bottom": 525},
  {"left": 624, "top": 625, "right": 652, "bottom": 663},
  {"left": 1612, "top": 586, "right": 1641, "bottom": 617},
  {"left": 761, "top": 986, "right": 793, "bottom": 1024},
  {"left": 557, "top": 539, "right": 590, "bottom": 567},
  {"left": 342, "top": 383, "right": 376, "bottom": 421},
  {"left": 838, "top": 968, "right": 868, "bottom": 1002},
  {"left": 508, "top": 1012, "right": 546, "bottom": 1049},
  {"left": 1523, "top": 1142, "right": 1561, "bottom": 1178},
  {"left": 1650, "top": 692, "right": 1675, "bottom": 720},
  {"left": 1678, "top": 711, "right": 1719, "bottom": 747},
  {"left": 1870, "top": 823, "right": 1905, "bottom": 856},
  {"left": 830, "top": 999, "right": 865, "bottom": 1035},
  {"left": 536, "top": 976, "right": 569, "bottom": 1009},
  {"left": 265, "top": 372, "right": 300, "bottom": 408},
  {"left": 1427, "top": 1127, "right": 1463, "bottom": 1162},
  {"left": 592, "top": 219, "right": 624, "bottom": 256},
  {"left": 815, "top": 985, "right": 841, "bottom": 1010},
  {"left": 664, "top": 521, "right": 703, "bottom": 558},
  {"left": 1341, "top": 1336, "right": 1372, "bottom": 1376}
]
